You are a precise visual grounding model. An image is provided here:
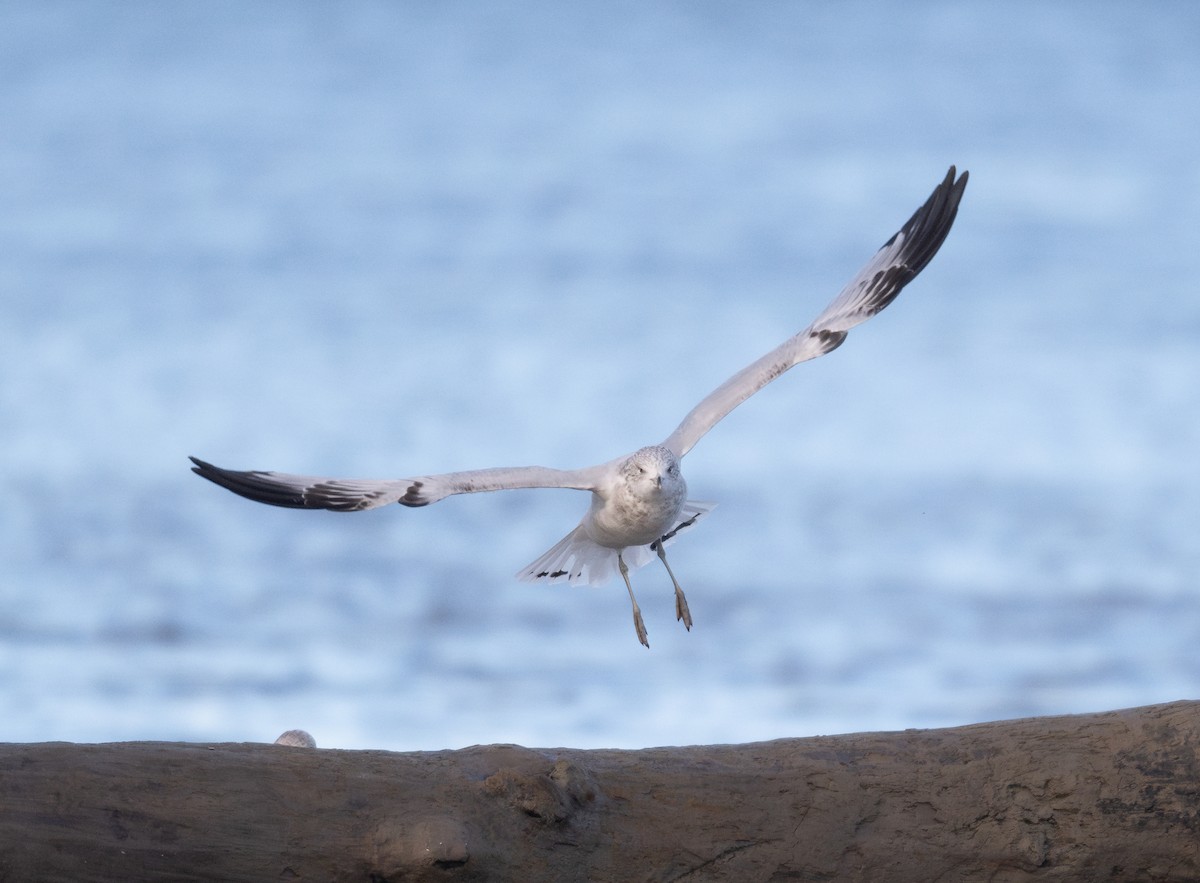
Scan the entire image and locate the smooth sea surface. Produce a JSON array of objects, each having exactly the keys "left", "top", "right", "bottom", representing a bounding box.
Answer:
[{"left": 2, "top": 3, "right": 1199, "bottom": 750}]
